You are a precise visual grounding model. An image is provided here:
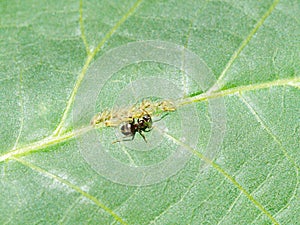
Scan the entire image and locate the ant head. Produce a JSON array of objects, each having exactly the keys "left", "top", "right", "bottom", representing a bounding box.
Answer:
[{"left": 142, "top": 114, "right": 151, "bottom": 123}]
